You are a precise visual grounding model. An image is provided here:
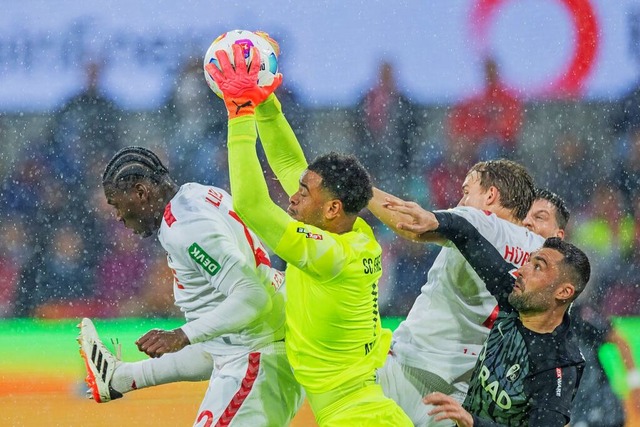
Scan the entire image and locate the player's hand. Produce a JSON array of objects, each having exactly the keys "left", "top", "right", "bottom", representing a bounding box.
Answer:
[
  {"left": 135, "top": 328, "right": 190, "bottom": 358},
  {"left": 423, "top": 392, "right": 473, "bottom": 427},
  {"left": 382, "top": 197, "right": 439, "bottom": 234},
  {"left": 205, "top": 44, "right": 282, "bottom": 118}
]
